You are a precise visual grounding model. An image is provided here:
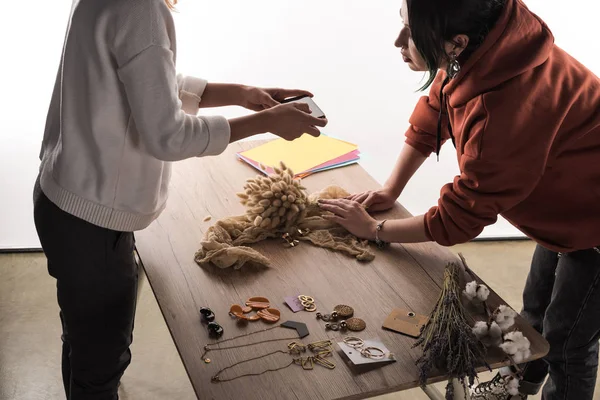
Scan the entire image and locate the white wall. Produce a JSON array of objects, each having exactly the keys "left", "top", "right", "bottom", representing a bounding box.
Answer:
[
  {"left": 0, "top": 1, "right": 72, "bottom": 249},
  {"left": 1, "top": 0, "right": 598, "bottom": 249}
]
